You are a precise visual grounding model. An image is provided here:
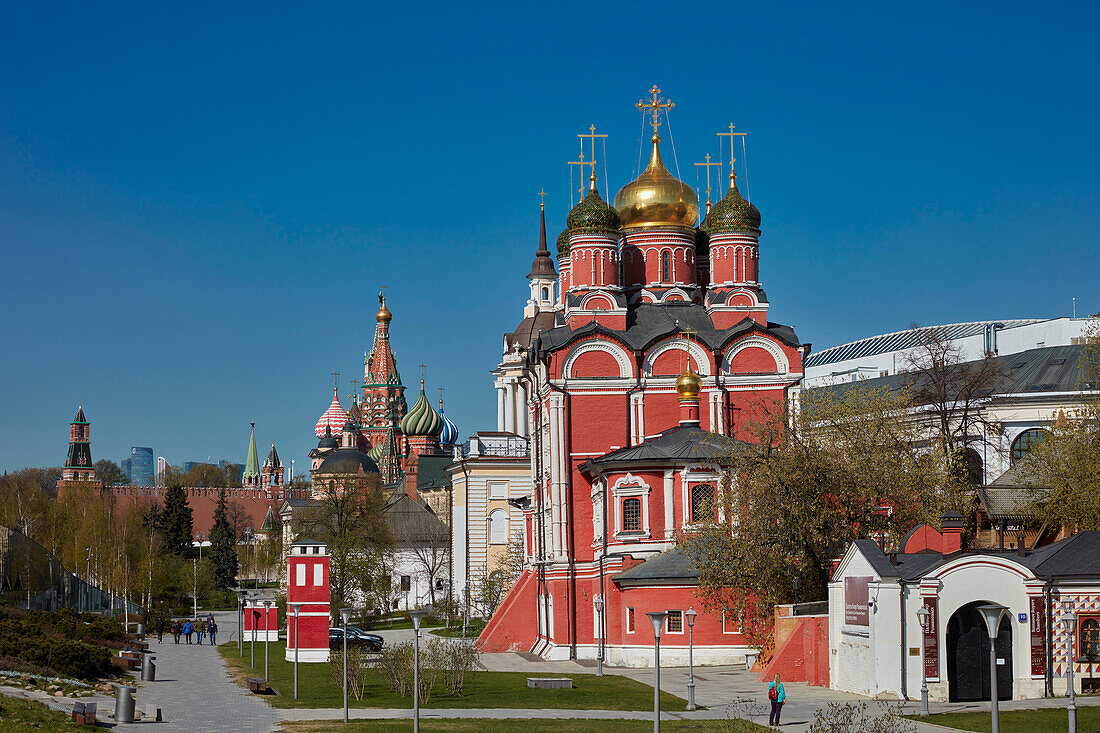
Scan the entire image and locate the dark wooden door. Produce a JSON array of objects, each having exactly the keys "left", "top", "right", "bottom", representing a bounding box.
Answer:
[{"left": 947, "top": 603, "right": 1013, "bottom": 702}]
